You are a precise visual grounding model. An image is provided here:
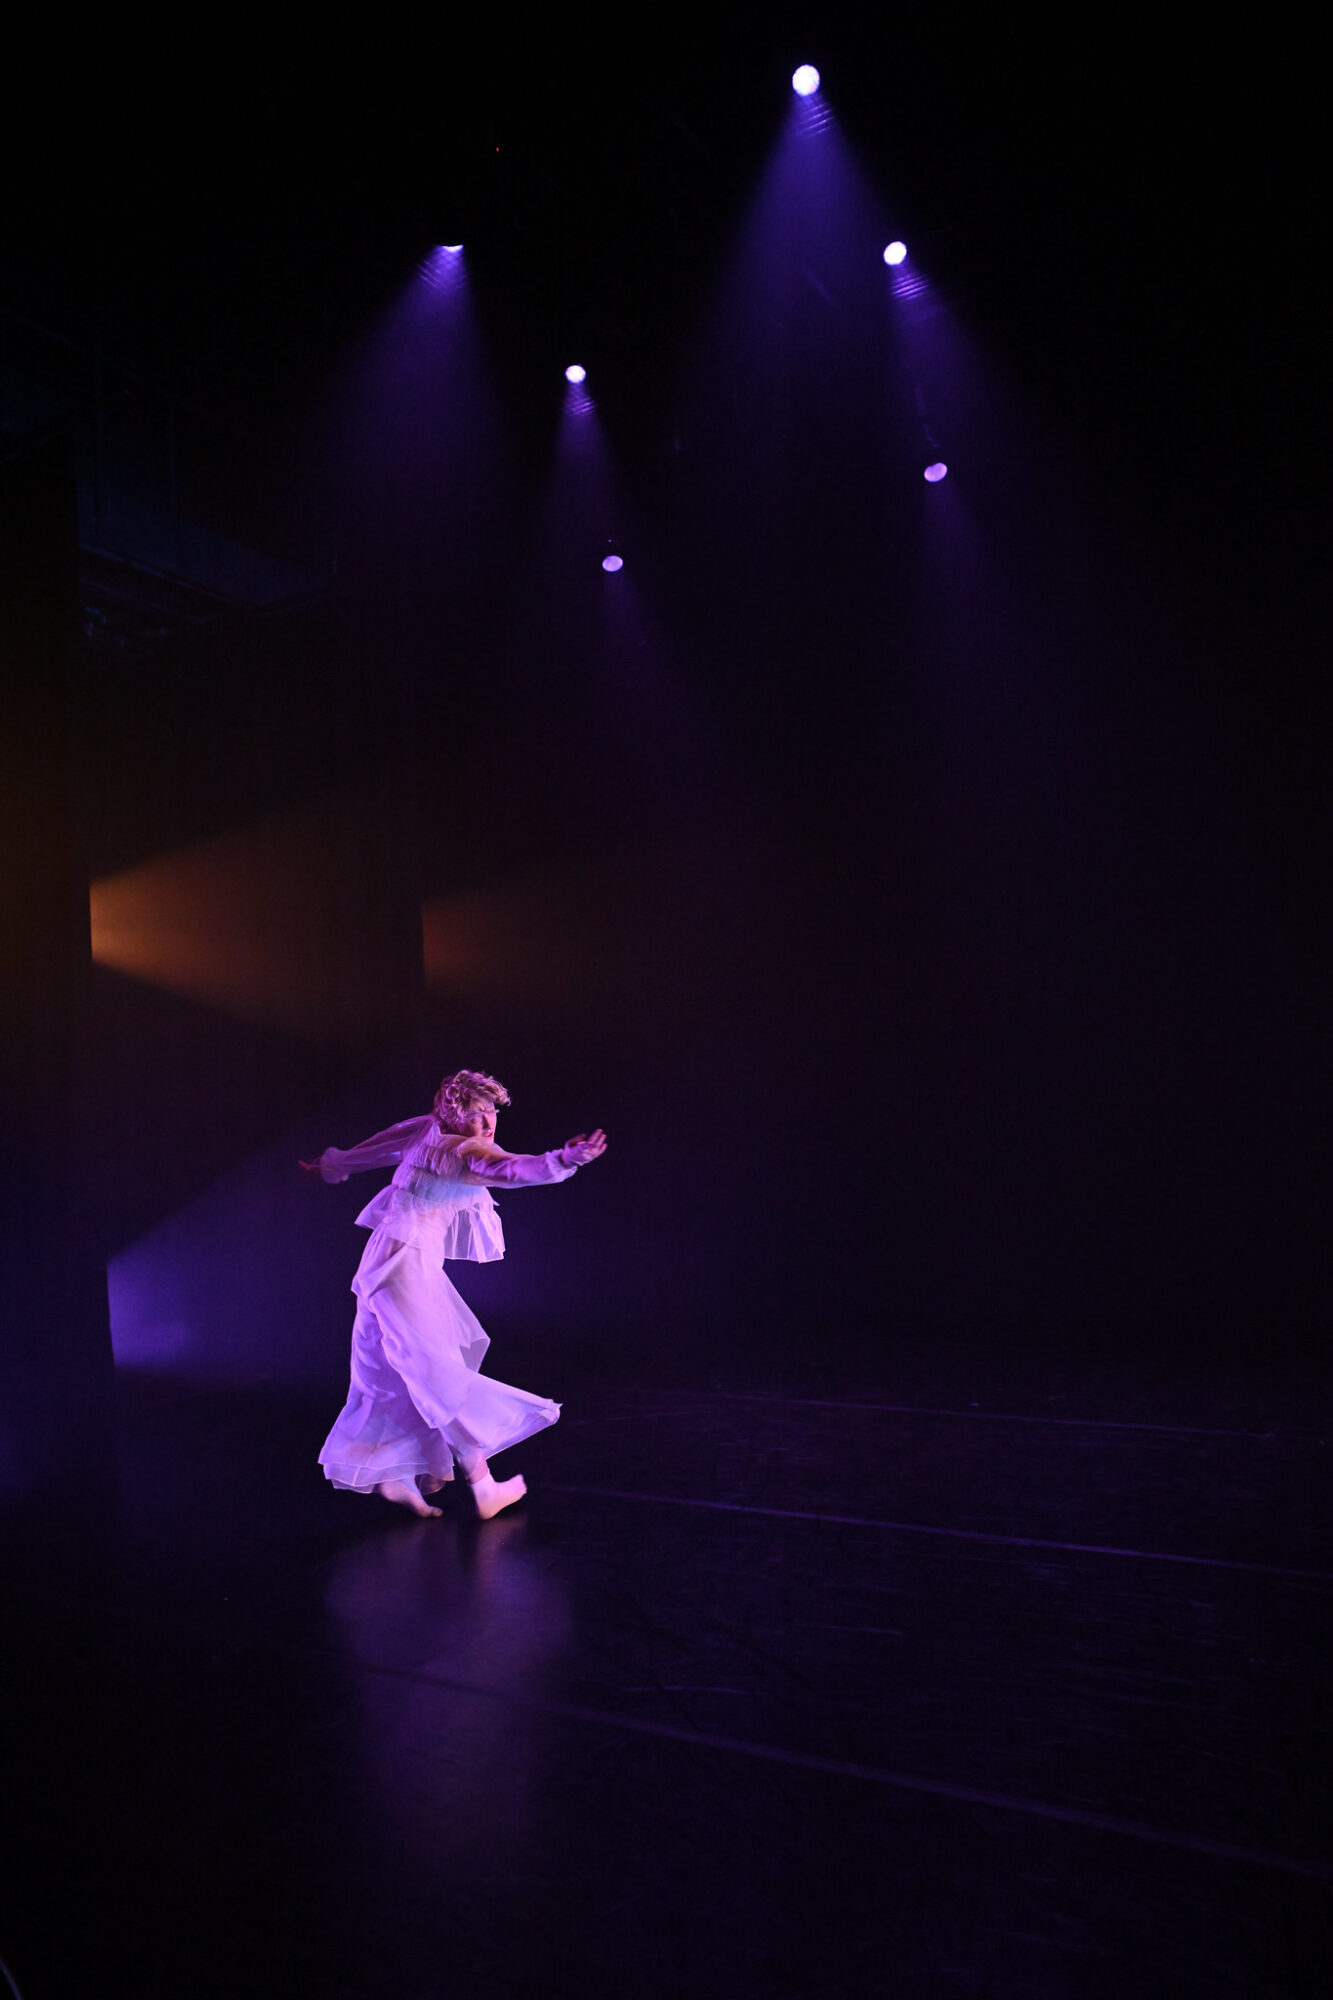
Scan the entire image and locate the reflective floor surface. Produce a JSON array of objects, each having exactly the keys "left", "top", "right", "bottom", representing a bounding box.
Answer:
[{"left": 2, "top": 1339, "right": 1330, "bottom": 1998}]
